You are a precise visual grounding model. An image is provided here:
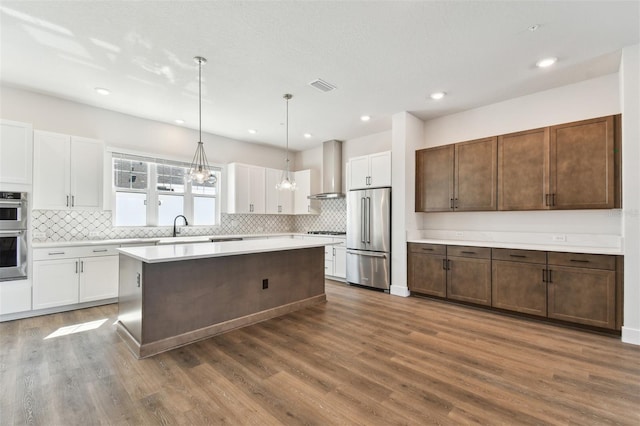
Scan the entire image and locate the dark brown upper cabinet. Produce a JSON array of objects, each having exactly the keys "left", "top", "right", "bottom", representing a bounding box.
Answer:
[
  {"left": 549, "top": 115, "right": 617, "bottom": 209},
  {"left": 497, "top": 127, "right": 549, "bottom": 210},
  {"left": 416, "top": 137, "right": 497, "bottom": 212}
]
